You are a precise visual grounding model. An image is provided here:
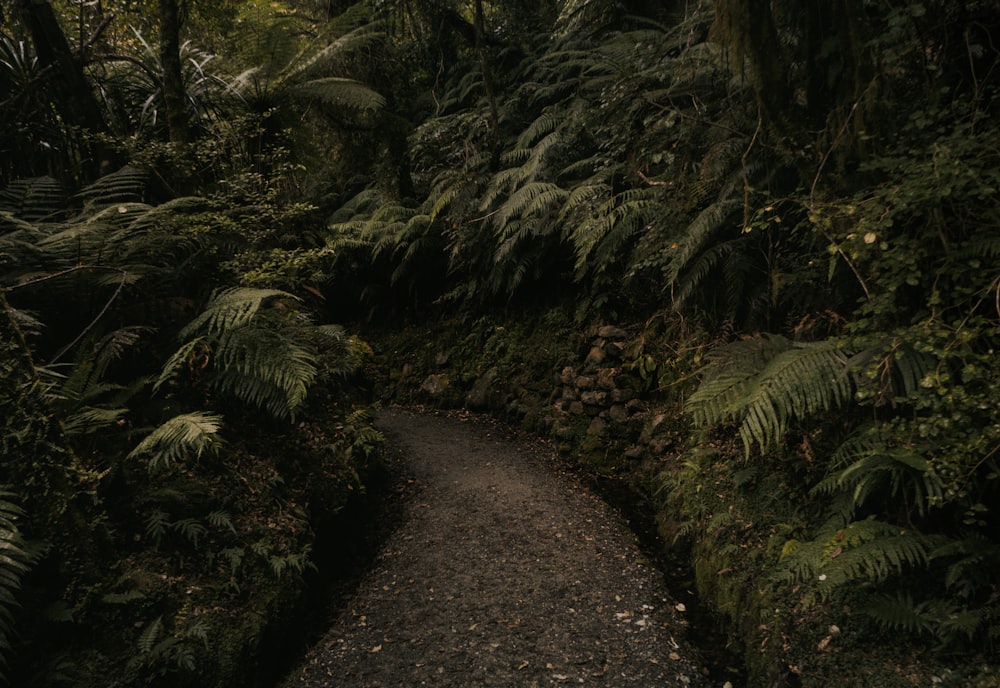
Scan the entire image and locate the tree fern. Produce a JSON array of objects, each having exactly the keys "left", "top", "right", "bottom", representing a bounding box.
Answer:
[
  {"left": 73, "top": 165, "right": 148, "bottom": 207},
  {"left": 291, "top": 77, "right": 386, "bottom": 111}
]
